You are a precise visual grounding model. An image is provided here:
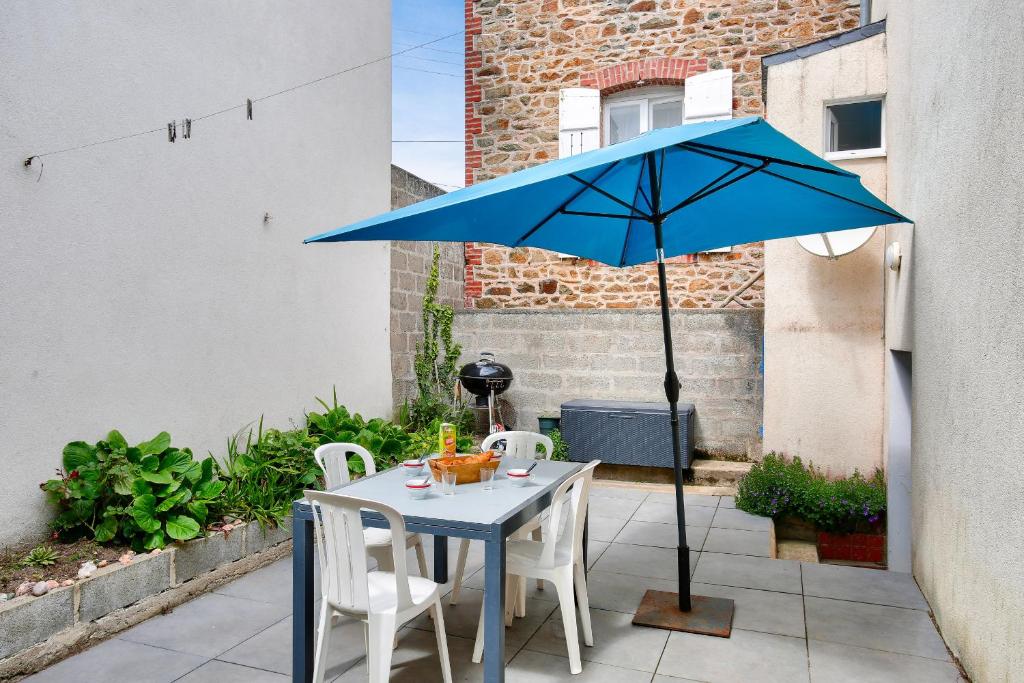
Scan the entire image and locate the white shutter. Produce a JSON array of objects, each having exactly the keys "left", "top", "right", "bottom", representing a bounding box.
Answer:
[
  {"left": 558, "top": 88, "right": 600, "bottom": 157},
  {"left": 684, "top": 69, "right": 733, "bottom": 123}
]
